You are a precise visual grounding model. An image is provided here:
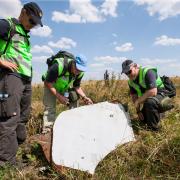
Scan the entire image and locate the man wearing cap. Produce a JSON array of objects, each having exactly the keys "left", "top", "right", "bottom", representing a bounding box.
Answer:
[
  {"left": 121, "top": 60, "right": 170, "bottom": 131},
  {"left": 42, "top": 51, "right": 93, "bottom": 133},
  {"left": 0, "top": 2, "right": 43, "bottom": 166}
]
